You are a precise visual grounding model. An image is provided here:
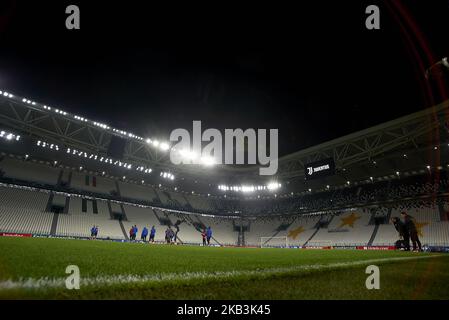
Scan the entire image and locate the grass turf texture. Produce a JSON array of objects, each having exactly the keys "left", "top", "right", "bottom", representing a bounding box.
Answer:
[{"left": 0, "top": 237, "right": 448, "bottom": 299}]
